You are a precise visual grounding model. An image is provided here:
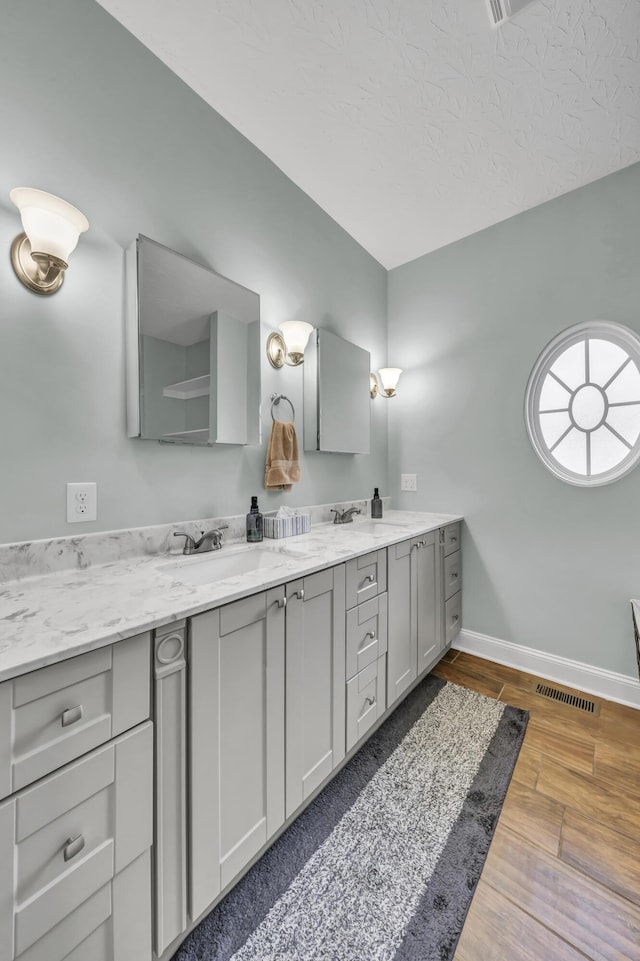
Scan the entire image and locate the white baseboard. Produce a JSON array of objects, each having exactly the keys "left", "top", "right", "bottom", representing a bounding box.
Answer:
[{"left": 454, "top": 628, "right": 640, "bottom": 710}]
